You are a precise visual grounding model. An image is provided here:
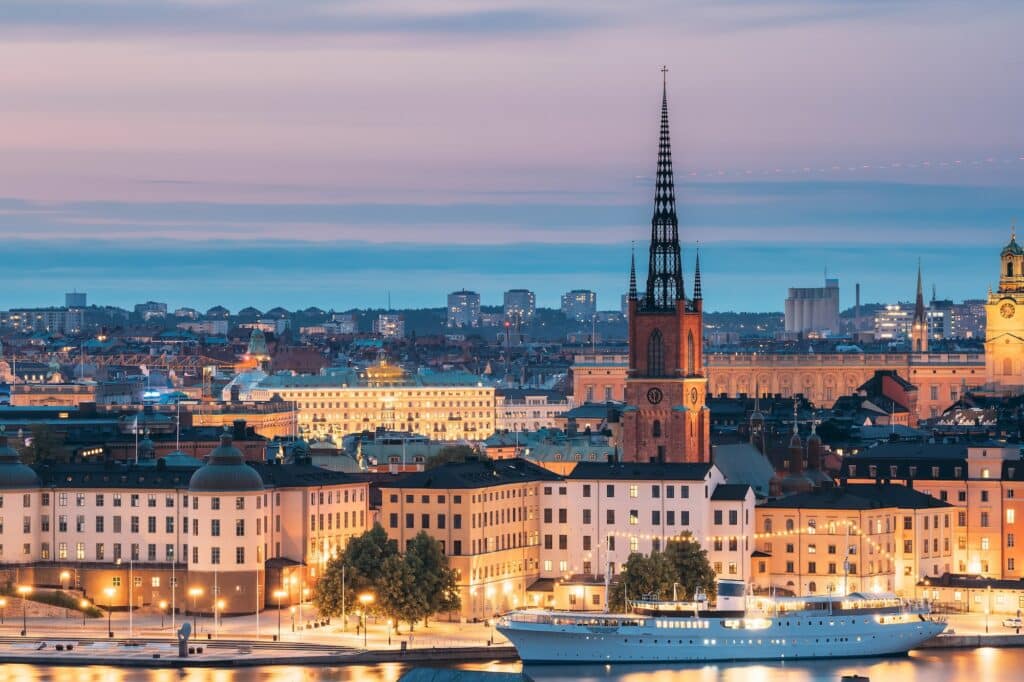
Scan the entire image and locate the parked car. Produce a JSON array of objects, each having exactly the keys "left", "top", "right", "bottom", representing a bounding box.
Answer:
[{"left": 1003, "top": 617, "right": 1023, "bottom": 628}]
